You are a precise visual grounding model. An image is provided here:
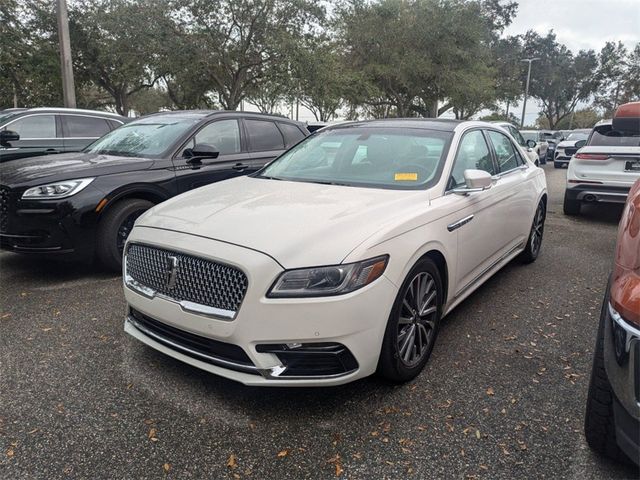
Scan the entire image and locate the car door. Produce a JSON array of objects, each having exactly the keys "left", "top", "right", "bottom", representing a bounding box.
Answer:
[
  {"left": 244, "top": 118, "right": 287, "bottom": 170},
  {"left": 485, "top": 129, "right": 537, "bottom": 249},
  {"left": 60, "top": 114, "right": 113, "bottom": 152},
  {"left": 439, "top": 129, "right": 508, "bottom": 294},
  {"left": 172, "top": 118, "right": 250, "bottom": 193},
  {"left": 0, "top": 114, "right": 64, "bottom": 161}
]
